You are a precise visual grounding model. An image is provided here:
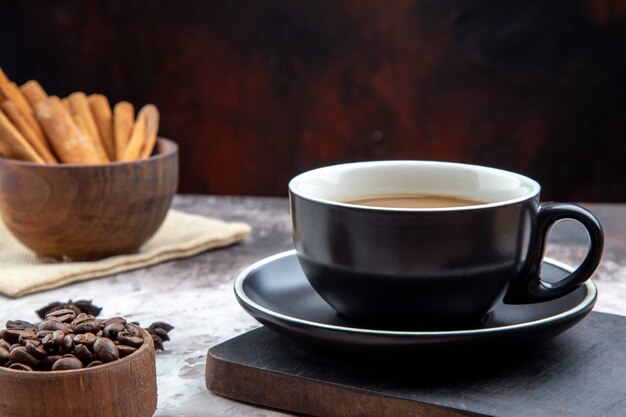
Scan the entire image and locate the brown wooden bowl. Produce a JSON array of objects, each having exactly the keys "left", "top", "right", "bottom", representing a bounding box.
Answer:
[
  {"left": 0, "top": 328, "right": 157, "bottom": 417},
  {"left": 0, "top": 138, "right": 178, "bottom": 260}
]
